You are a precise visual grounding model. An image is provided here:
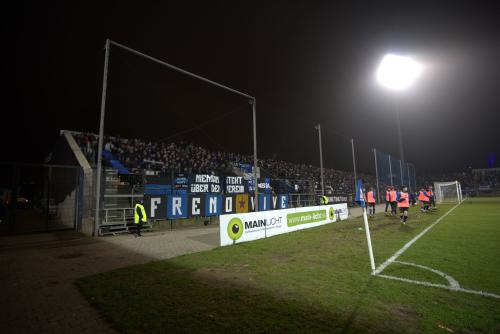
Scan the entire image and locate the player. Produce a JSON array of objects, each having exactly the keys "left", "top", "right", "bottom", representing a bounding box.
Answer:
[
  {"left": 409, "top": 190, "right": 416, "bottom": 206},
  {"left": 397, "top": 186, "right": 410, "bottom": 224},
  {"left": 428, "top": 186, "right": 436, "bottom": 209},
  {"left": 384, "top": 186, "right": 391, "bottom": 214},
  {"left": 417, "top": 187, "right": 430, "bottom": 212},
  {"left": 366, "top": 187, "right": 376, "bottom": 216},
  {"left": 389, "top": 186, "right": 398, "bottom": 216}
]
